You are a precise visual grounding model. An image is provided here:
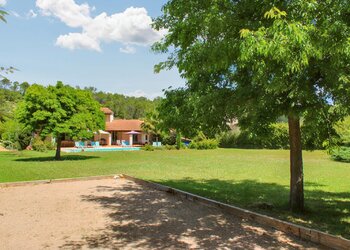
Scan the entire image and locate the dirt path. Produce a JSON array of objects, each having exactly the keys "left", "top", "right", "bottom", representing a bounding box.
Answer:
[{"left": 0, "top": 178, "right": 321, "bottom": 249}]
